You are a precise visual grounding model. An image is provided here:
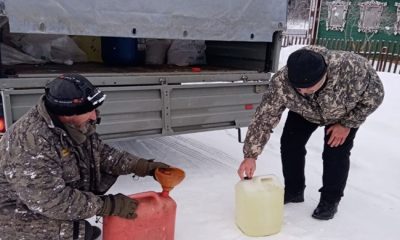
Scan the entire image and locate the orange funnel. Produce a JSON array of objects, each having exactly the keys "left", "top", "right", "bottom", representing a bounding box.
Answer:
[{"left": 155, "top": 167, "right": 185, "bottom": 196}]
